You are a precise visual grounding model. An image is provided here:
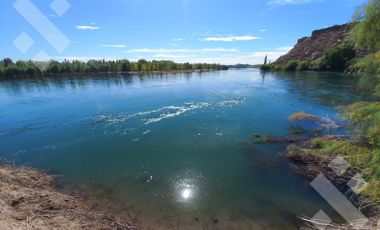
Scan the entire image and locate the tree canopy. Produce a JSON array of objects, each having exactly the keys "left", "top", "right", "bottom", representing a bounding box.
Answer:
[
  {"left": 352, "top": 0, "right": 380, "bottom": 51},
  {"left": 0, "top": 58, "right": 228, "bottom": 78}
]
